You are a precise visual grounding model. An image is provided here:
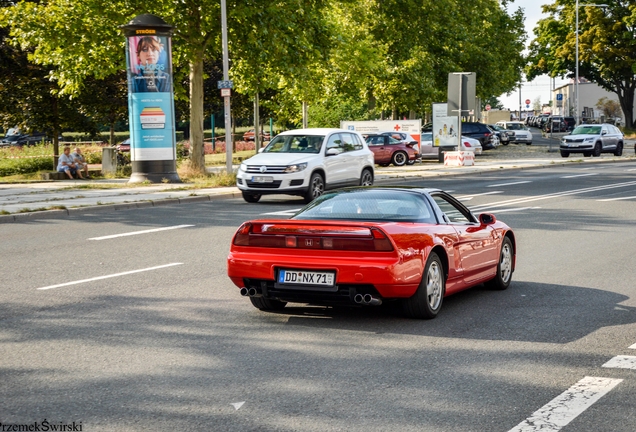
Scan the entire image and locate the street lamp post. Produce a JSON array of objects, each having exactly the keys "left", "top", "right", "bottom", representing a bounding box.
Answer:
[{"left": 575, "top": 1, "right": 607, "bottom": 126}]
